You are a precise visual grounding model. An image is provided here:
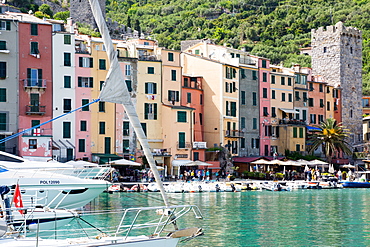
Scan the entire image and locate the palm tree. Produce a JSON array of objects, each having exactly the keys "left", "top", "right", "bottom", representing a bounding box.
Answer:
[{"left": 307, "top": 118, "right": 352, "bottom": 164}]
